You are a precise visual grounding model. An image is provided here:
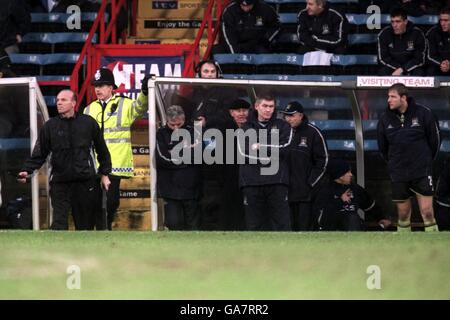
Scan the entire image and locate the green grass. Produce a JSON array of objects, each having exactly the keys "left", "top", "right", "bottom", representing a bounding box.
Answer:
[{"left": 0, "top": 231, "right": 449, "bottom": 299}]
